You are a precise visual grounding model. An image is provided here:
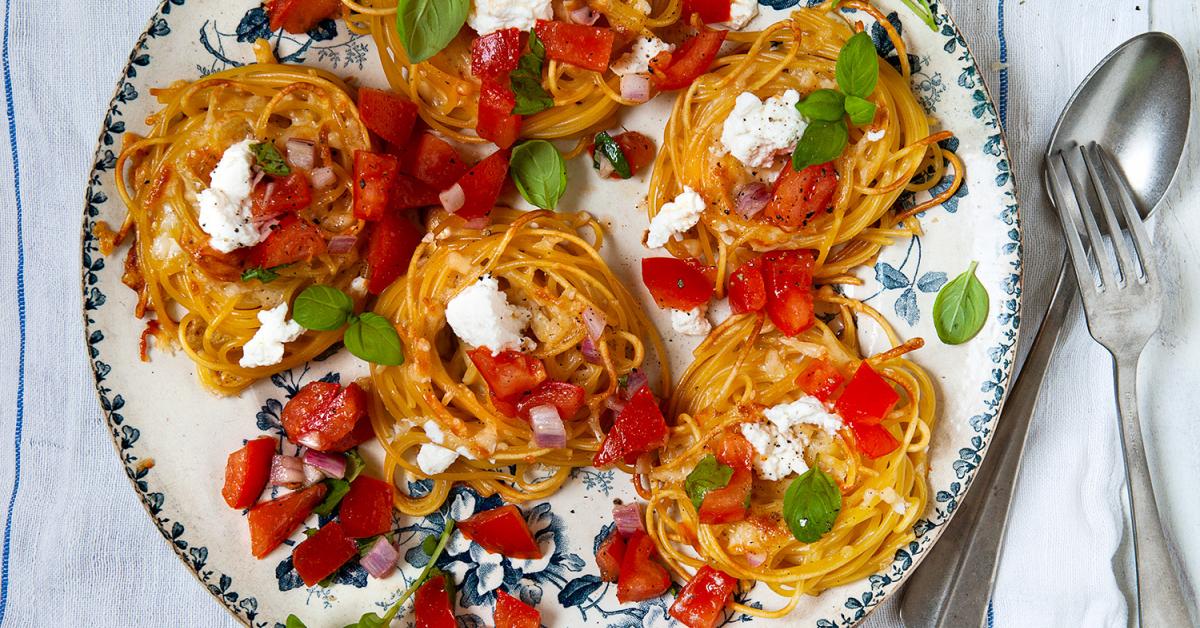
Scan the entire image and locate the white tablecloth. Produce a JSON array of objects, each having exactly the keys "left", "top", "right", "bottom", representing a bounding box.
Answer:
[{"left": 1, "top": 1, "right": 1197, "bottom": 626}]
